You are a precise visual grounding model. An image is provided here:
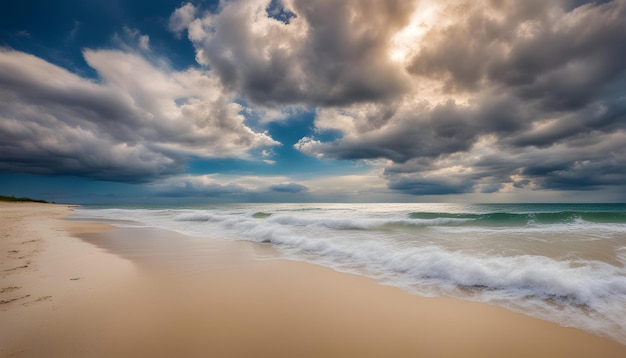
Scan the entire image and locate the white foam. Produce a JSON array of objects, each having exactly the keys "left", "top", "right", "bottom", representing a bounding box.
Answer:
[
  {"left": 617, "top": 247, "right": 626, "bottom": 266},
  {"left": 257, "top": 214, "right": 471, "bottom": 230},
  {"left": 174, "top": 212, "right": 213, "bottom": 221},
  {"left": 267, "top": 214, "right": 375, "bottom": 229}
]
